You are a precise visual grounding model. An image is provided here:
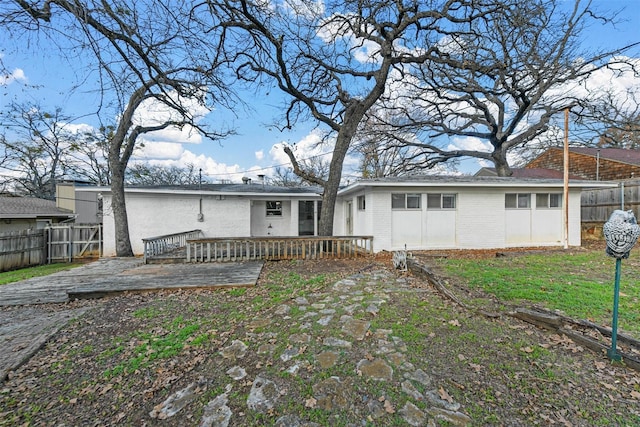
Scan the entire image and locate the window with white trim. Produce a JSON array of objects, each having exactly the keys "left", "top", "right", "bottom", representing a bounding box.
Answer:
[
  {"left": 505, "top": 193, "right": 531, "bottom": 209},
  {"left": 536, "top": 193, "right": 562, "bottom": 209},
  {"left": 392, "top": 193, "right": 421, "bottom": 209},
  {"left": 427, "top": 193, "right": 457, "bottom": 210},
  {"left": 357, "top": 195, "right": 366, "bottom": 211},
  {"left": 266, "top": 201, "right": 283, "bottom": 216}
]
